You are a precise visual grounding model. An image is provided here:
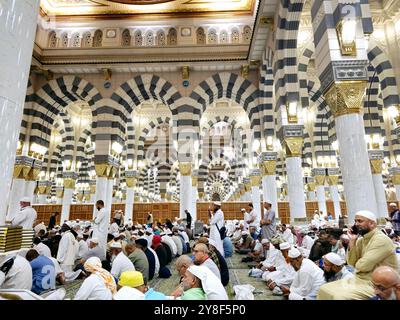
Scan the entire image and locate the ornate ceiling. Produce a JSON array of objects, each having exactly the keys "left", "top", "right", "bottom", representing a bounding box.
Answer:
[{"left": 40, "top": 0, "right": 256, "bottom": 17}]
